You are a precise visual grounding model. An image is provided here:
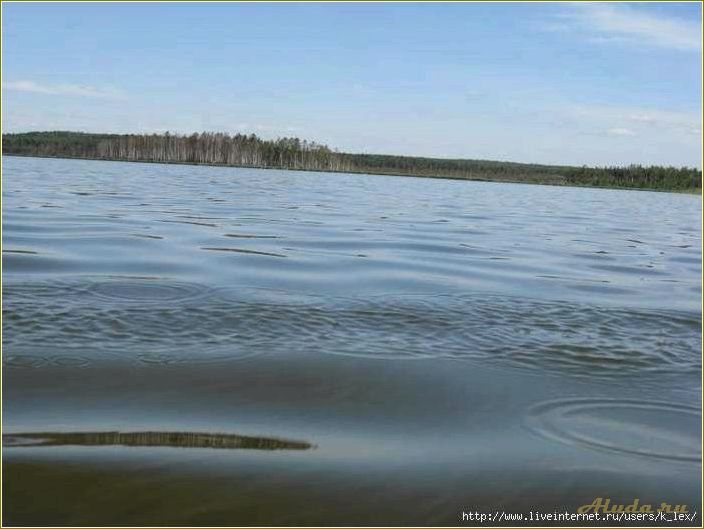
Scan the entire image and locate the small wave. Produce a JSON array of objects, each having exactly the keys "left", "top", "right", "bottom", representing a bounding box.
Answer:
[
  {"left": 223, "top": 233, "right": 282, "bottom": 239},
  {"left": 130, "top": 233, "right": 164, "bottom": 240},
  {"left": 200, "top": 247, "right": 286, "bottom": 258},
  {"left": 176, "top": 215, "right": 225, "bottom": 221},
  {"left": 159, "top": 219, "right": 218, "bottom": 227}
]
